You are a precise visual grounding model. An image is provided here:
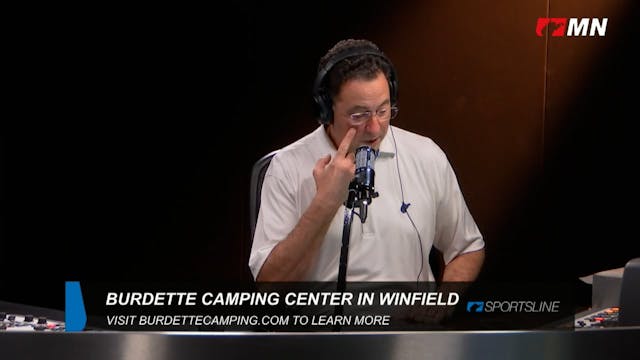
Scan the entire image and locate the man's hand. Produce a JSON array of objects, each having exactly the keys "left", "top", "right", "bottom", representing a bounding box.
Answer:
[
  {"left": 313, "top": 128, "right": 356, "bottom": 209},
  {"left": 256, "top": 129, "right": 357, "bottom": 281}
]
